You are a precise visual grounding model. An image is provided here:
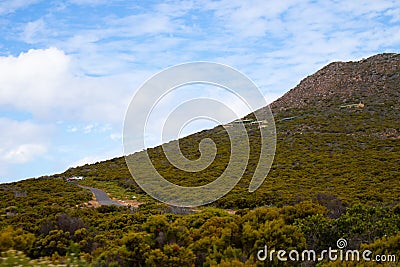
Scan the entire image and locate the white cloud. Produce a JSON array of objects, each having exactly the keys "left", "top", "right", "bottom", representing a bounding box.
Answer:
[
  {"left": 0, "top": 118, "right": 50, "bottom": 166},
  {"left": 68, "top": 0, "right": 108, "bottom": 5},
  {"left": 0, "top": 47, "right": 137, "bottom": 124},
  {"left": 83, "top": 124, "right": 94, "bottom": 134},
  {"left": 107, "top": 14, "right": 173, "bottom": 37},
  {"left": 67, "top": 126, "right": 78, "bottom": 132},
  {"left": 0, "top": 47, "right": 71, "bottom": 116},
  {"left": 203, "top": 0, "right": 300, "bottom": 38},
  {"left": 0, "top": 0, "right": 39, "bottom": 15},
  {"left": 21, "top": 18, "right": 47, "bottom": 44},
  {"left": 3, "top": 144, "right": 47, "bottom": 164},
  {"left": 110, "top": 133, "right": 121, "bottom": 140}
]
